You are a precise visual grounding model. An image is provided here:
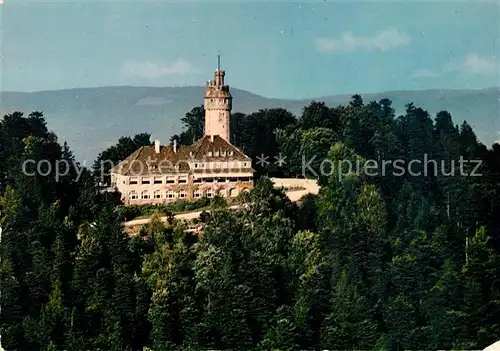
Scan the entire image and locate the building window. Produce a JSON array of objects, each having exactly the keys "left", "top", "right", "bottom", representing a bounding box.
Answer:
[
  {"left": 166, "top": 176, "right": 175, "bottom": 184},
  {"left": 207, "top": 151, "right": 212, "bottom": 157},
  {"left": 206, "top": 189, "right": 213, "bottom": 198},
  {"left": 129, "top": 191, "right": 138, "bottom": 200},
  {"left": 154, "top": 190, "right": 161, "bottom": 199},
  {"left": 167, "top": 190, "right": 175, "bottom": 199},
  {"left": 141, "top": 177, "right": 151, "bottom": 184},
  {"left": 178, "top": 175, "right": 188, "bottom": 184},
  {"left": 205, "top": 178, "right": 214, "bottom": 183},
  {"left": 194, "top": 163, "right": 198, "bottom": 168},
  {"left": 221, "top": 151, "right": 226, "bottom": 156},
  {"left": 154, "top": 177, "right": 163, "bottom": 184},
  {"left": 141, "top": 190, "right": 149, "bottom": 199},
  {"left": 243, "top": 163, "right": 248, "bottom": 167},
  {"left": 193, "top": 190, "right": 202, "bottom": 198},
  {"left": 129, "top": 177, "right": 138, "bottom": 185},
  {"left": 228, "top": 151, "right": 233, "bottom": 156},
  {"left": 214, "top": 151, "right": 220, "bottom": 157},
  {"left": 193, "top": 178, "right": 201, "bottom": 183},
  {"left": 178, "top": 190, "right": 187, "bottom": 199}
]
